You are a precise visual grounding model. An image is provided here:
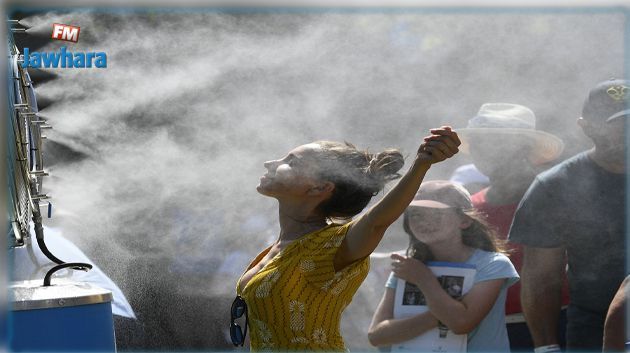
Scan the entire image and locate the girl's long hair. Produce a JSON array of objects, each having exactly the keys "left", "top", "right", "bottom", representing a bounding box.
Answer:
[{"left": 403, "top": 208, "right": 507, "bottom": 262}]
